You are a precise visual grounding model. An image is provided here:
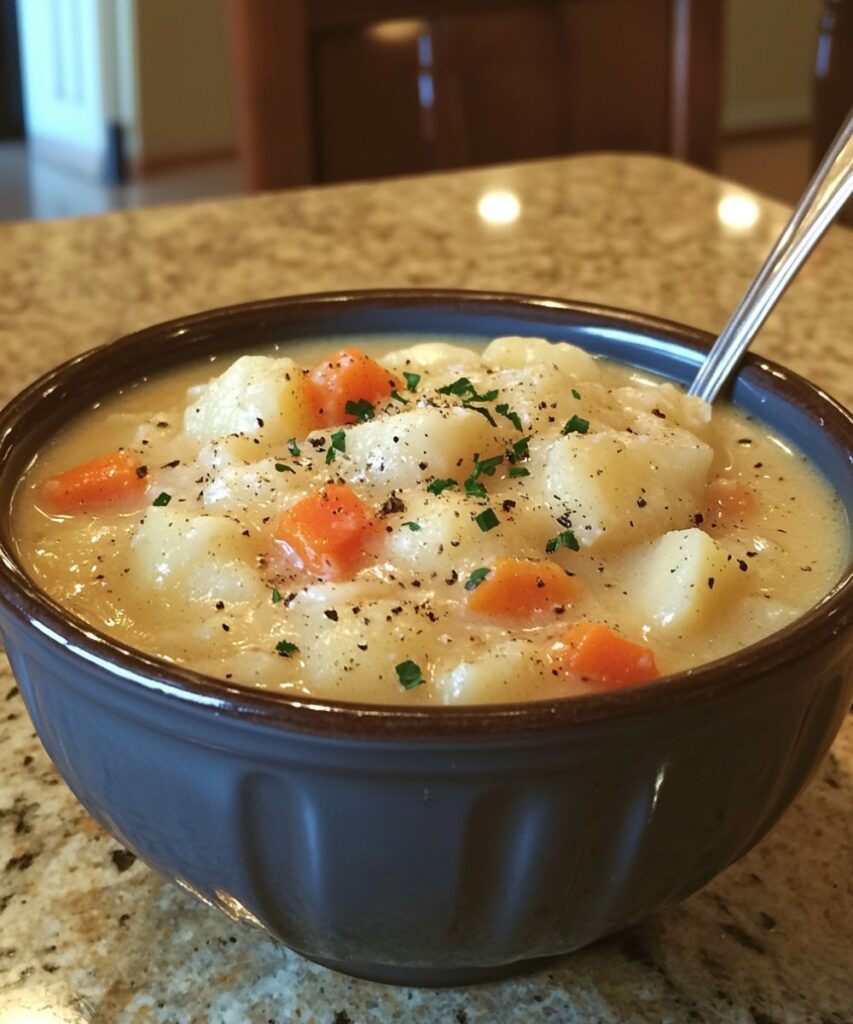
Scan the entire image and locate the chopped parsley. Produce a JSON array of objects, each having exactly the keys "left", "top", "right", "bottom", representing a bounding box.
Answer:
[
  {"left": 464, "top": 567, "right": 490, "bottom": 591},
  {"left": 396, "top": 659, "right": 424, "bottom": 689},
  {"left": 572, "top": 388, "right": 582, "bottom": 400},
  {"left": 287, "top": 437, "right": 301, "bottom": 457},
  {"left": 427, "top": 478, "right": 457, "bottom": 496},
  {"left": 274, "top": 462, "right": 295, "bottom": 473},
  {"left": 152, "top": 492, "right": 172, "bottom": 507},
  {"left": 390, "top": 390, "right": 409, "bottom": 405},
  {"left": 436, "top": 376, "right": 475, "bottom": 397},
  {"left": 507, "top": 436, "right": 531, "bottom": 464},
  {"left": 473, "top": 453, "right": 503, "bottom": 477},
  {"left": 562, "top": 415, "right": 590, "bottom": 435},
  {"left": 464, "top": 453, "right": 503, "bottom": 498},
  {"left": 275, "top": 640, "right": 299, "bottom": 657},
  {"left": 463, "top": 403, "right": 497, "bottom": 427},
  {"left": 271, "top": 588, "right": 283, "bottom": 604},
  {"left": 546, "top": 529, "right": 580, "bottom": 553},
  {"left": 495, "top": 402, "right": 523, "bottom": 431},
  {"left": 403, "top": 371, "right": 421, "bottom": 392},
  {"left": 344, "top": 398, "right": 375, "bottom": 422},
  {"left": 437, "top": 377, "right": 498, "bottom": 403},
  {"left": 401, "top": 521, "right": 422, "bottom": 531},
  {"left": 475, "top": 508, "right": 500, "bottom": 532},
  {"left": 508, "top": 466, "right": 530, "bottom": 478},
  {"left": 324, "top": 428, "right": 346, "bottom": 464}
]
